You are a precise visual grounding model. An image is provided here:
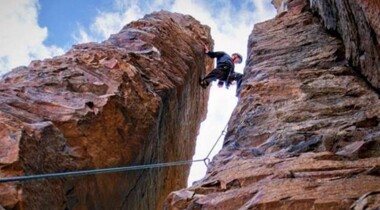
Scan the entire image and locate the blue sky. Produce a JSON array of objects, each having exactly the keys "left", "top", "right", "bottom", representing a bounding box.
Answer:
[
  {"left": 0, "top": 0, "right": 276, "bottom": 185},
  {"left": 38, "top": 0, "right": 111, "bottom": 48}
]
